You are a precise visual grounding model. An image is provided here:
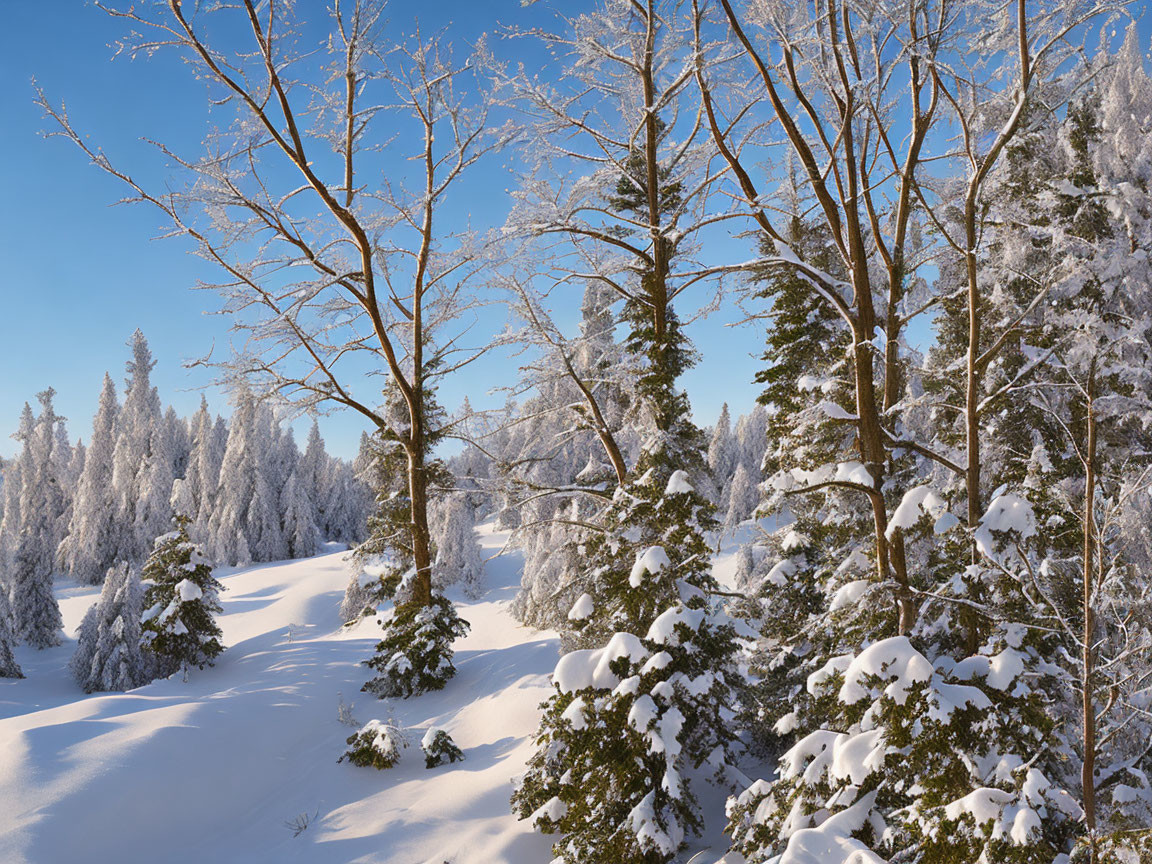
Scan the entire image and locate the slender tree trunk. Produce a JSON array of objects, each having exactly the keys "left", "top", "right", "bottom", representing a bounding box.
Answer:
[
  {"left": 405, "top": 90, "right": 437, "bottom": 609},
  {"left": 964, "top": 224, "right": 982, "bottom": 538},
  {"left": 641, "top": 0, "right": 671, "bottom": 413},
  {"left": 962, "top": 212, "right": 985, "bottom": 656},
  {"left": 1082, "top": 367, "right": 1098, "bottom": 864},
  {"left": 407, "top": 444, "right": 434, "bottom": 608}
]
